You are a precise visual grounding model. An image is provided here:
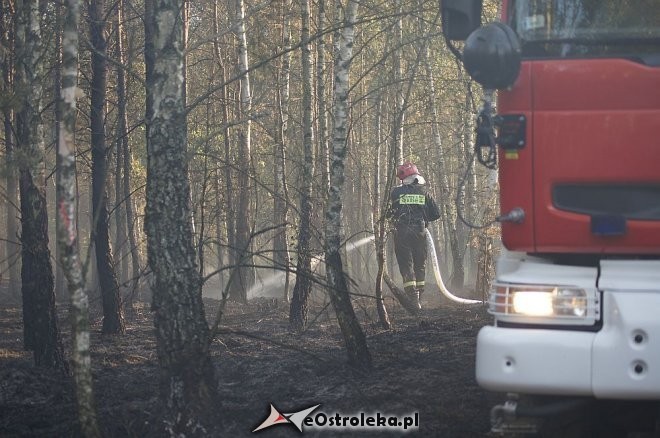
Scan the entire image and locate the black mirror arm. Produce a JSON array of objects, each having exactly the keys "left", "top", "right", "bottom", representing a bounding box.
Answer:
[
  {"left": 444, "top": 34, "right": 463, "bottom": 63},
  {"left": 474, "top": 91, "right": 498, "bottom": 170}
]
